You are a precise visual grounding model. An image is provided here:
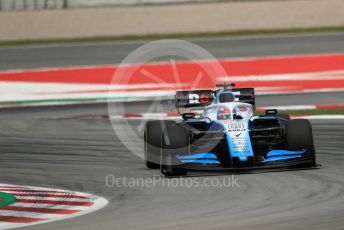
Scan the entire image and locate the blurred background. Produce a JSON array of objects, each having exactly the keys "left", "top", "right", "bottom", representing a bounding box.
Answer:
[
  {"left": 1, "top": 0, "right": 213, "bottom": 10},
  {"left": 0, "top": 1, "right": 344, "bottom": 230}
]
